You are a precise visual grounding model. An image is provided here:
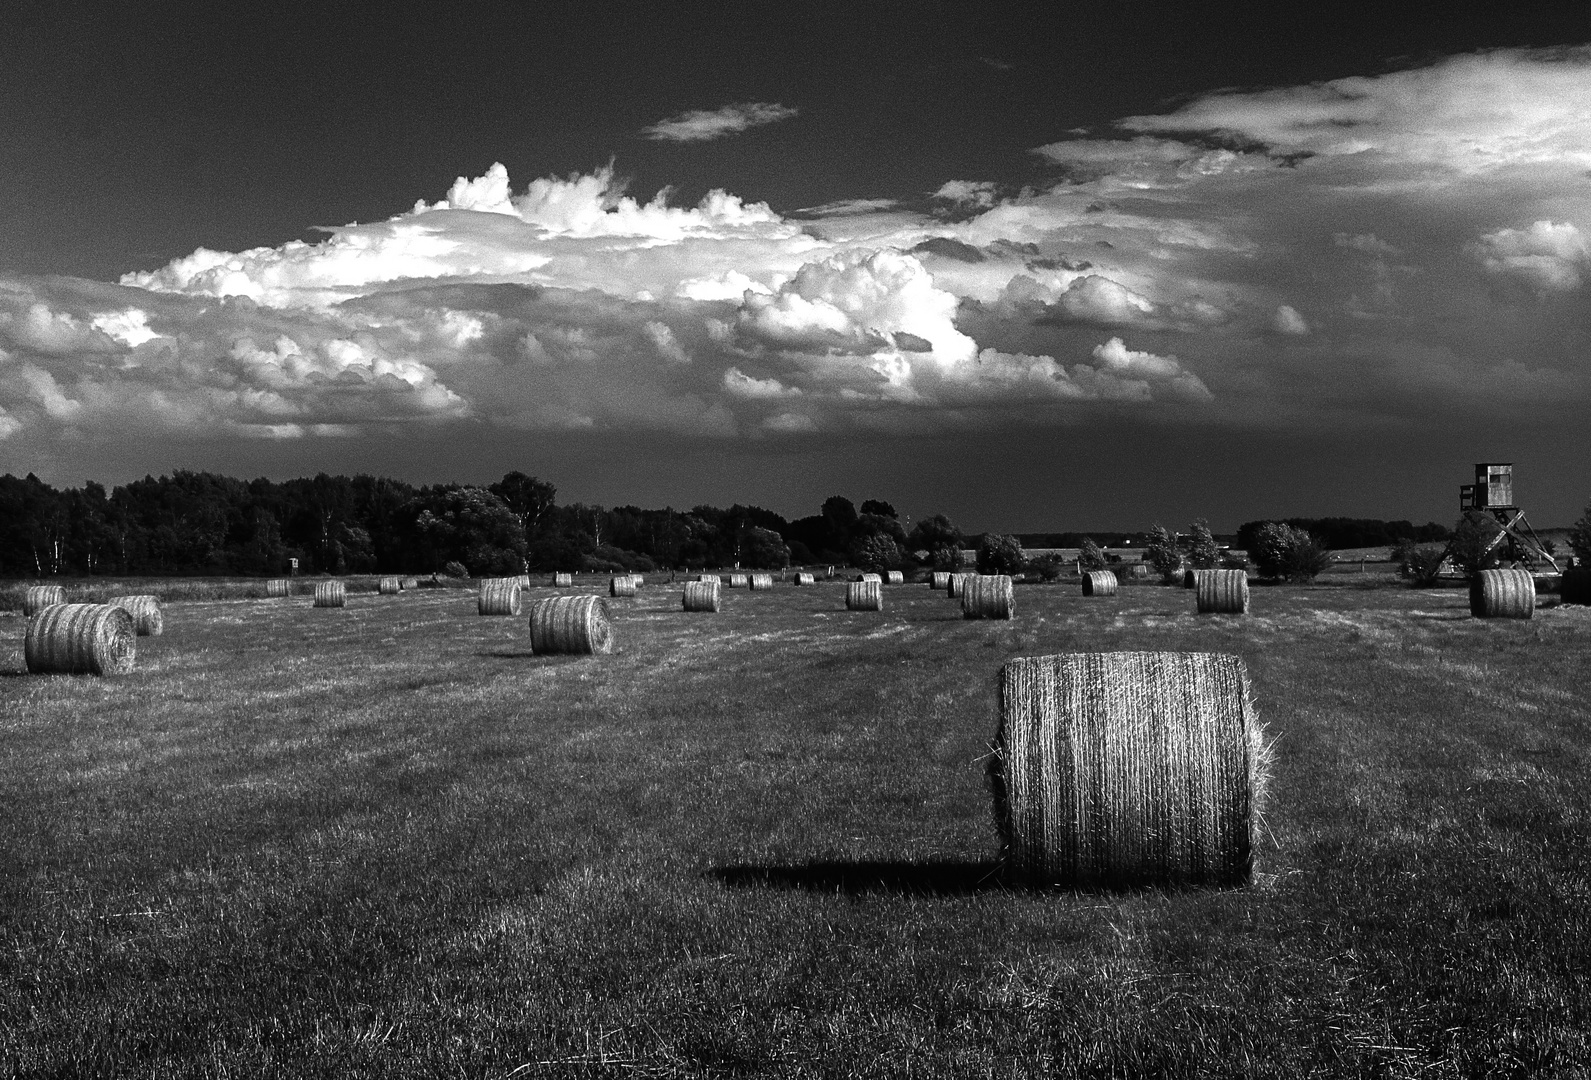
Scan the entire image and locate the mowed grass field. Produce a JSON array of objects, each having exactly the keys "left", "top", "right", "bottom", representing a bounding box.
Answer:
[{"left": 2, "top": 579, "right": 1590, "bottom": 1077}]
